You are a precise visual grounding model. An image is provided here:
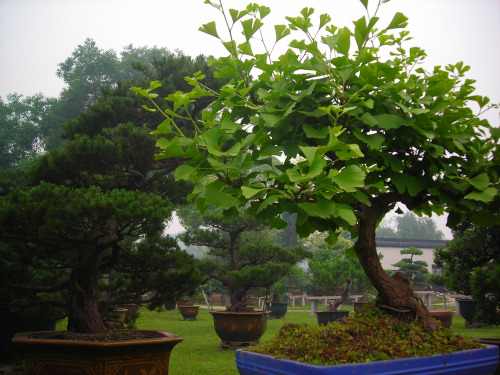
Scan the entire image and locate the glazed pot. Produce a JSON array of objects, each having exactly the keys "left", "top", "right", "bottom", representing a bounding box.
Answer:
[
  {"left": 210, "top": 311, "right": 269, "bottom": 349},
  {"left": 12, "top": 330, "right": 182, "bottom": 375},
  {"left": 474, "top": 338, "right": 500, "bottom": 375},
  {"left": 429, "top": 309, "right": 453, "bottom": 328},
  {"left": 178, "top": 305, "right": 200, "bottom": 321},
  {"left": 316, "top": 310, "right": 350, "bottom": 326},
  {"left": 266, "top": 302, "right": 288, "bottom": 319},
  {"left": 236, "top": 345, "right": 499, "bottom": 375}
]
